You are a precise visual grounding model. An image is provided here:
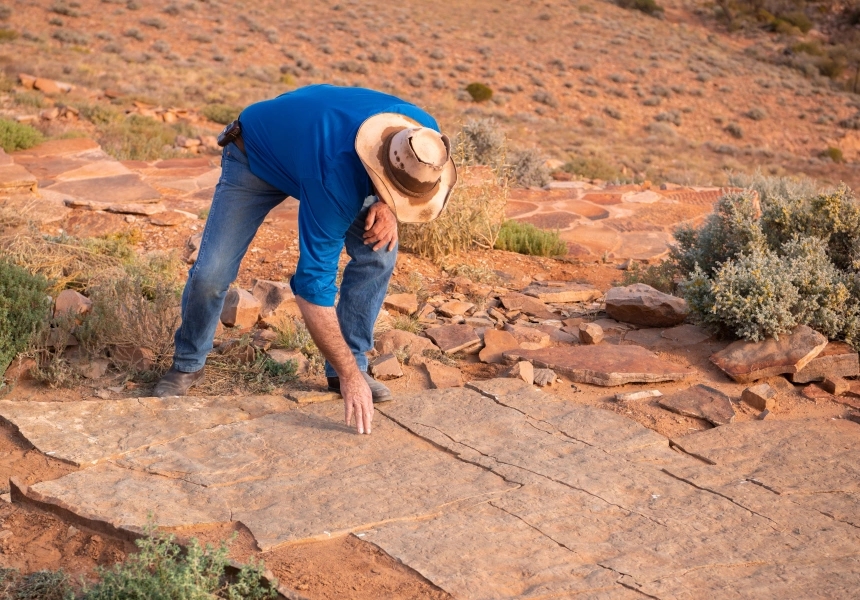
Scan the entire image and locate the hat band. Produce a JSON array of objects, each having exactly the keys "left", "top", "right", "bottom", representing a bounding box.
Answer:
[{"left": 382, "top": 134, "right": 441, "bottom": 199}]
